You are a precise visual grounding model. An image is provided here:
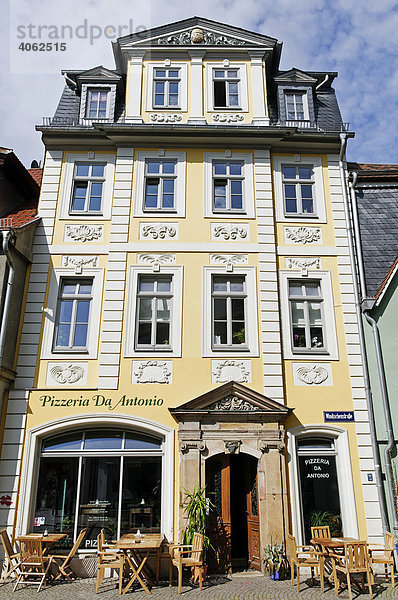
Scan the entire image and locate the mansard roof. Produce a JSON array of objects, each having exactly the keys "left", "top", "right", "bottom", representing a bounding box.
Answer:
[
  {"left": 62, "top": 65, "right": 122, "bottom": 90},
  {"left": 274, "top": 68, "right": 337, "bottom": 87}
]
